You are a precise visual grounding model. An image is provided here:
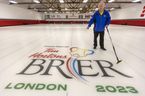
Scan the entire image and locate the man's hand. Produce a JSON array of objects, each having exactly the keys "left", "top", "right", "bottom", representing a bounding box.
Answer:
[
  {"left": 87, "top": 26, "right": 90, "bottom": 29},
  {"left": 106, "top": 25, "right": 109, "bottom": 28}
]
